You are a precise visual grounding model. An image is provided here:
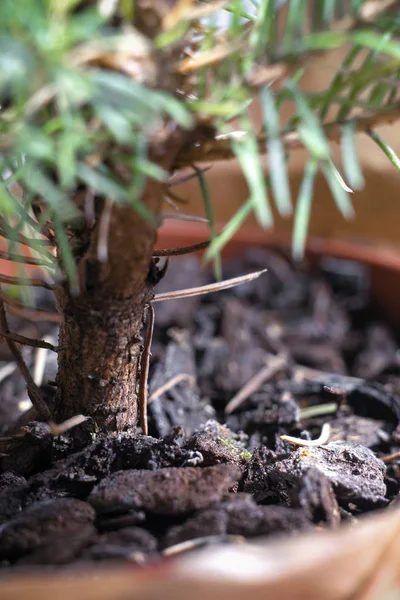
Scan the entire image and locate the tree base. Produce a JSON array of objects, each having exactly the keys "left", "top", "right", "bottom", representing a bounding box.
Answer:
[{"left": 54, "top": 283, "right": 153, "bottom": 438}]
